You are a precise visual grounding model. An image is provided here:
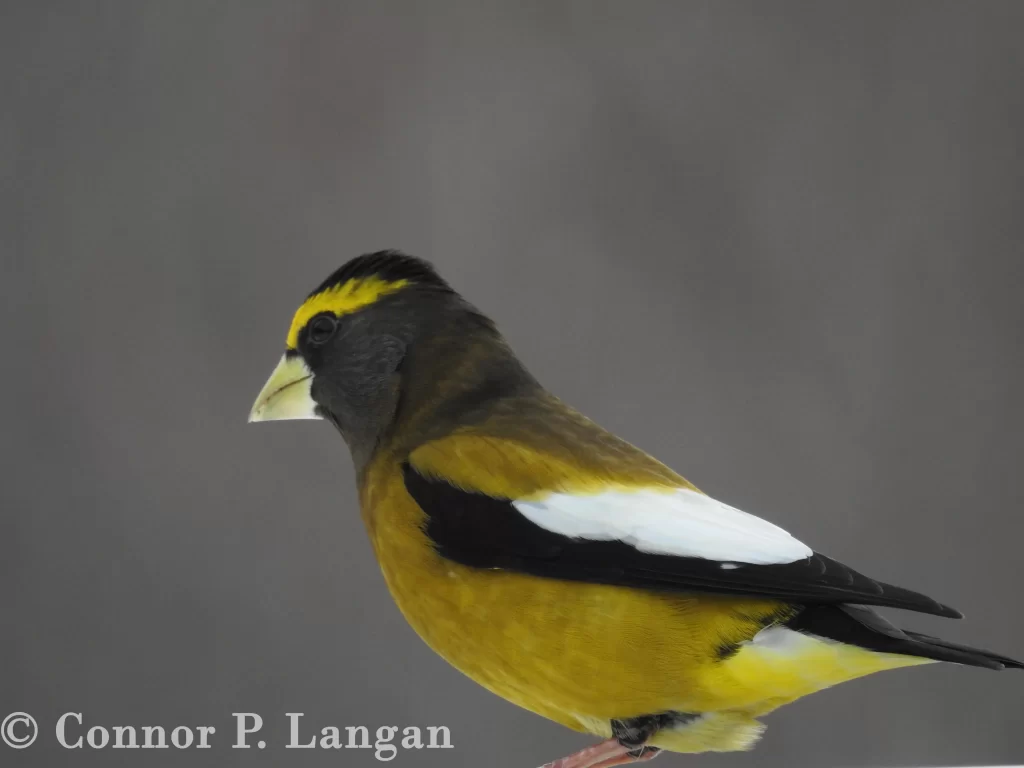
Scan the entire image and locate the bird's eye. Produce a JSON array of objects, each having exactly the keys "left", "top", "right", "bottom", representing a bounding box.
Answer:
[{"left": 307, "top": 314, "right": 338, "bottom": 345}]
